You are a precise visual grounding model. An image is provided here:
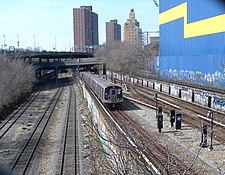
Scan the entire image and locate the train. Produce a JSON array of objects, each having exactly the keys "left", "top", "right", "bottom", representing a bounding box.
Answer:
[{"left": 81, "top": 72, "right": 123, "bottom": 108}]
